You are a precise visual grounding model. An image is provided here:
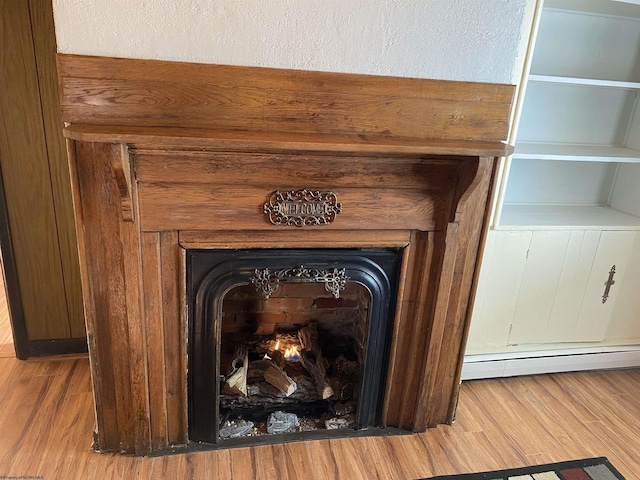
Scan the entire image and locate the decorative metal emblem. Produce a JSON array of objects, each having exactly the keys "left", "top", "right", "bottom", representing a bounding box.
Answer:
[
  {"left": 602, "top": 265, "right": 616, "bottom": 304},
  {"left": 250, "top": 265, "right": 349, "bottom": 299},
  {"left": 263, "top": 189, "right": 342, "bottom": 227}
]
